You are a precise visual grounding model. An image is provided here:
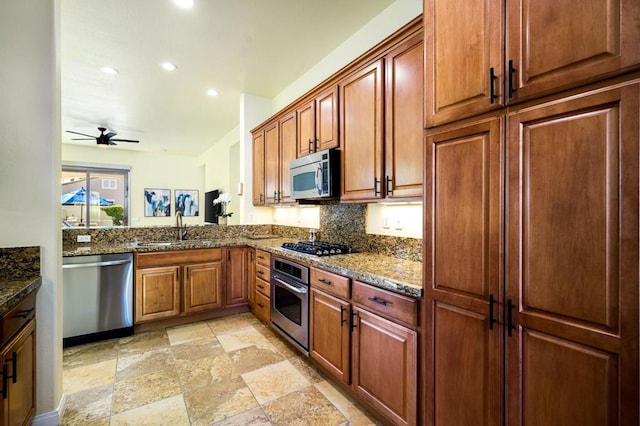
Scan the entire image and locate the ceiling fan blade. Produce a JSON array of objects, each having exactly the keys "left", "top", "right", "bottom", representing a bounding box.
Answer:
[
  {"left": 104, "top": 132, "right": 117, "bottom": 139},
  {"left": 108, "top": 141, "right": 118, "bottom": 146},
  {"left": 71, "top": 138, "right": 97, "bottom": 140},
  {"left": 66, "top": 130, "right": 97, "bottom": 138},
  {"left": 110, "top": 138, "right": 139, "bottom": 143}
]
